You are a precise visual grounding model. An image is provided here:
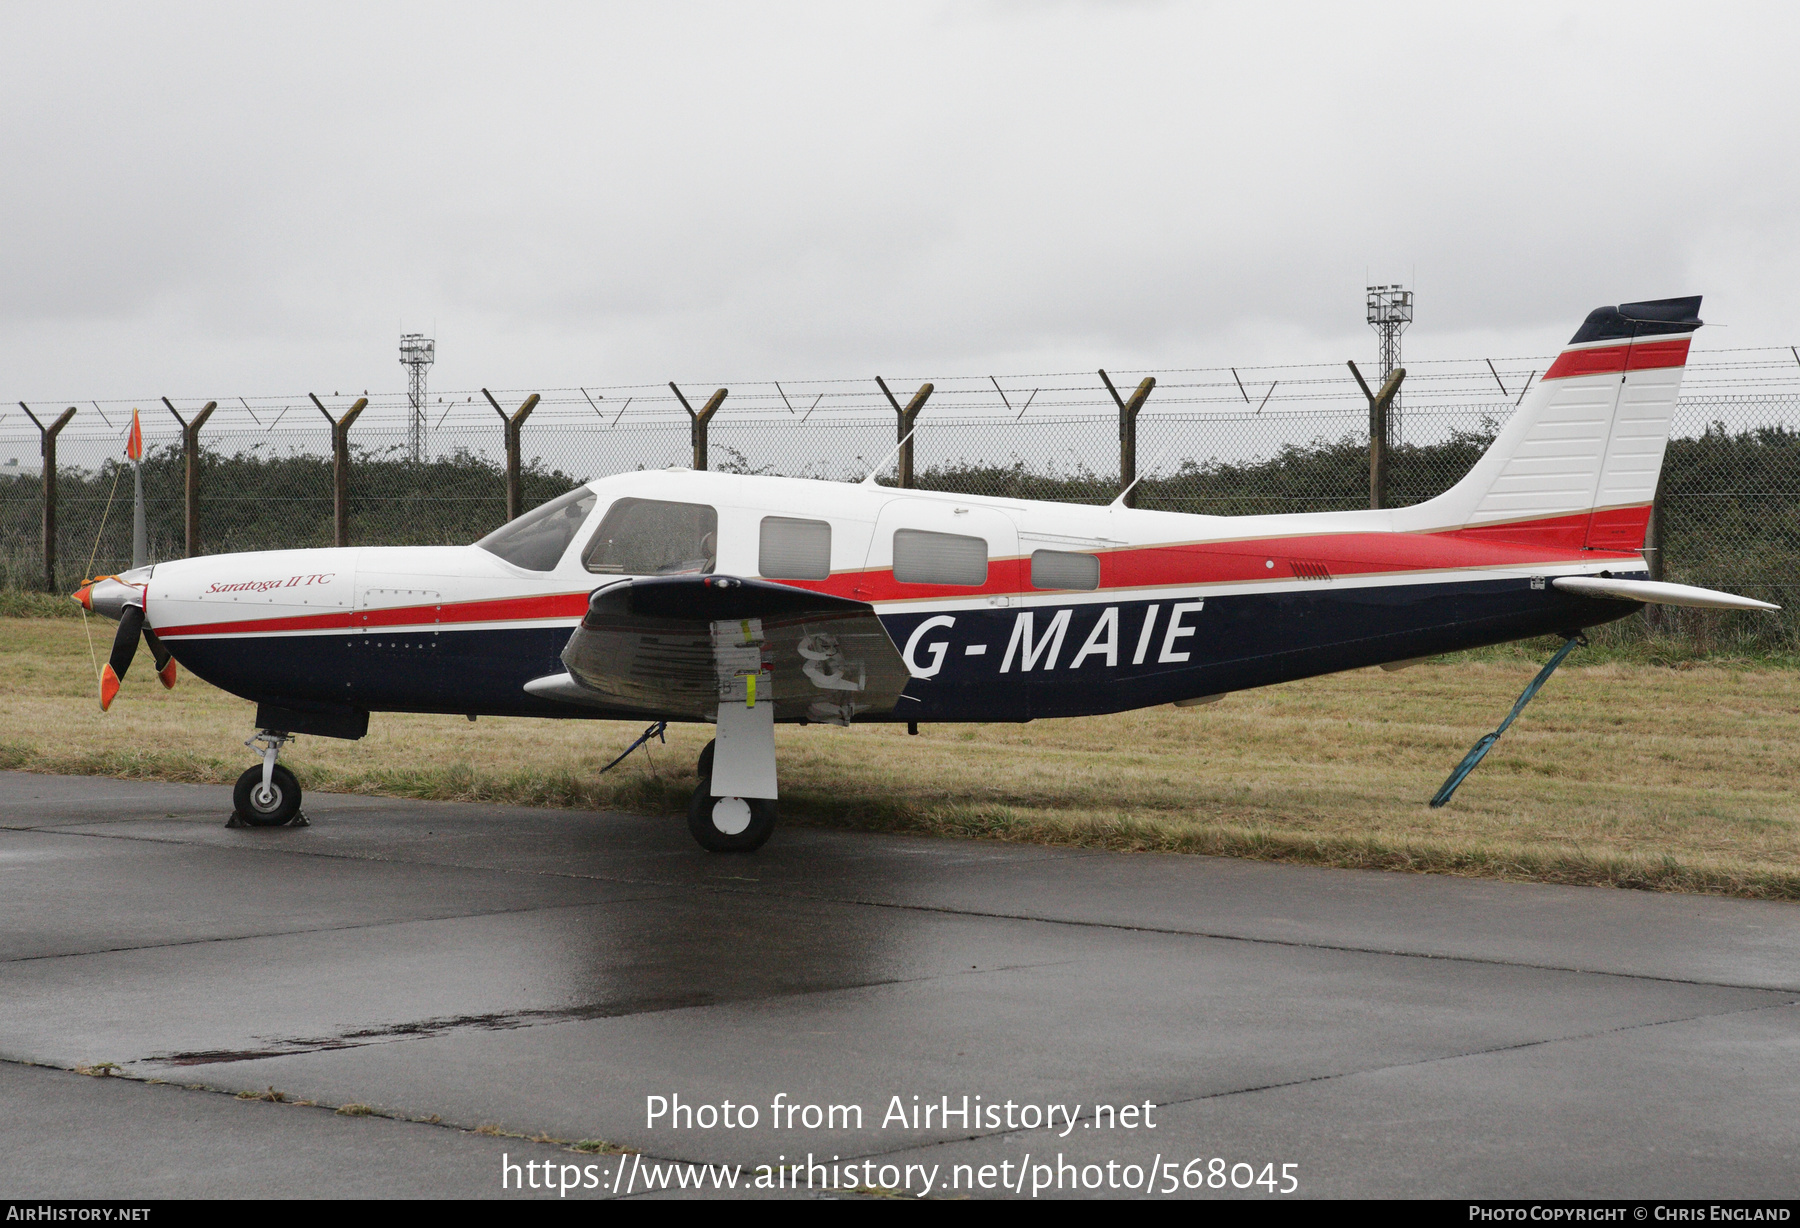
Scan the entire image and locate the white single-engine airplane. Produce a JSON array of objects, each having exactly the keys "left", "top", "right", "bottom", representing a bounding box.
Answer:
[{"left": 75, "top": 297, "right": 1777, "bottom": 850}]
